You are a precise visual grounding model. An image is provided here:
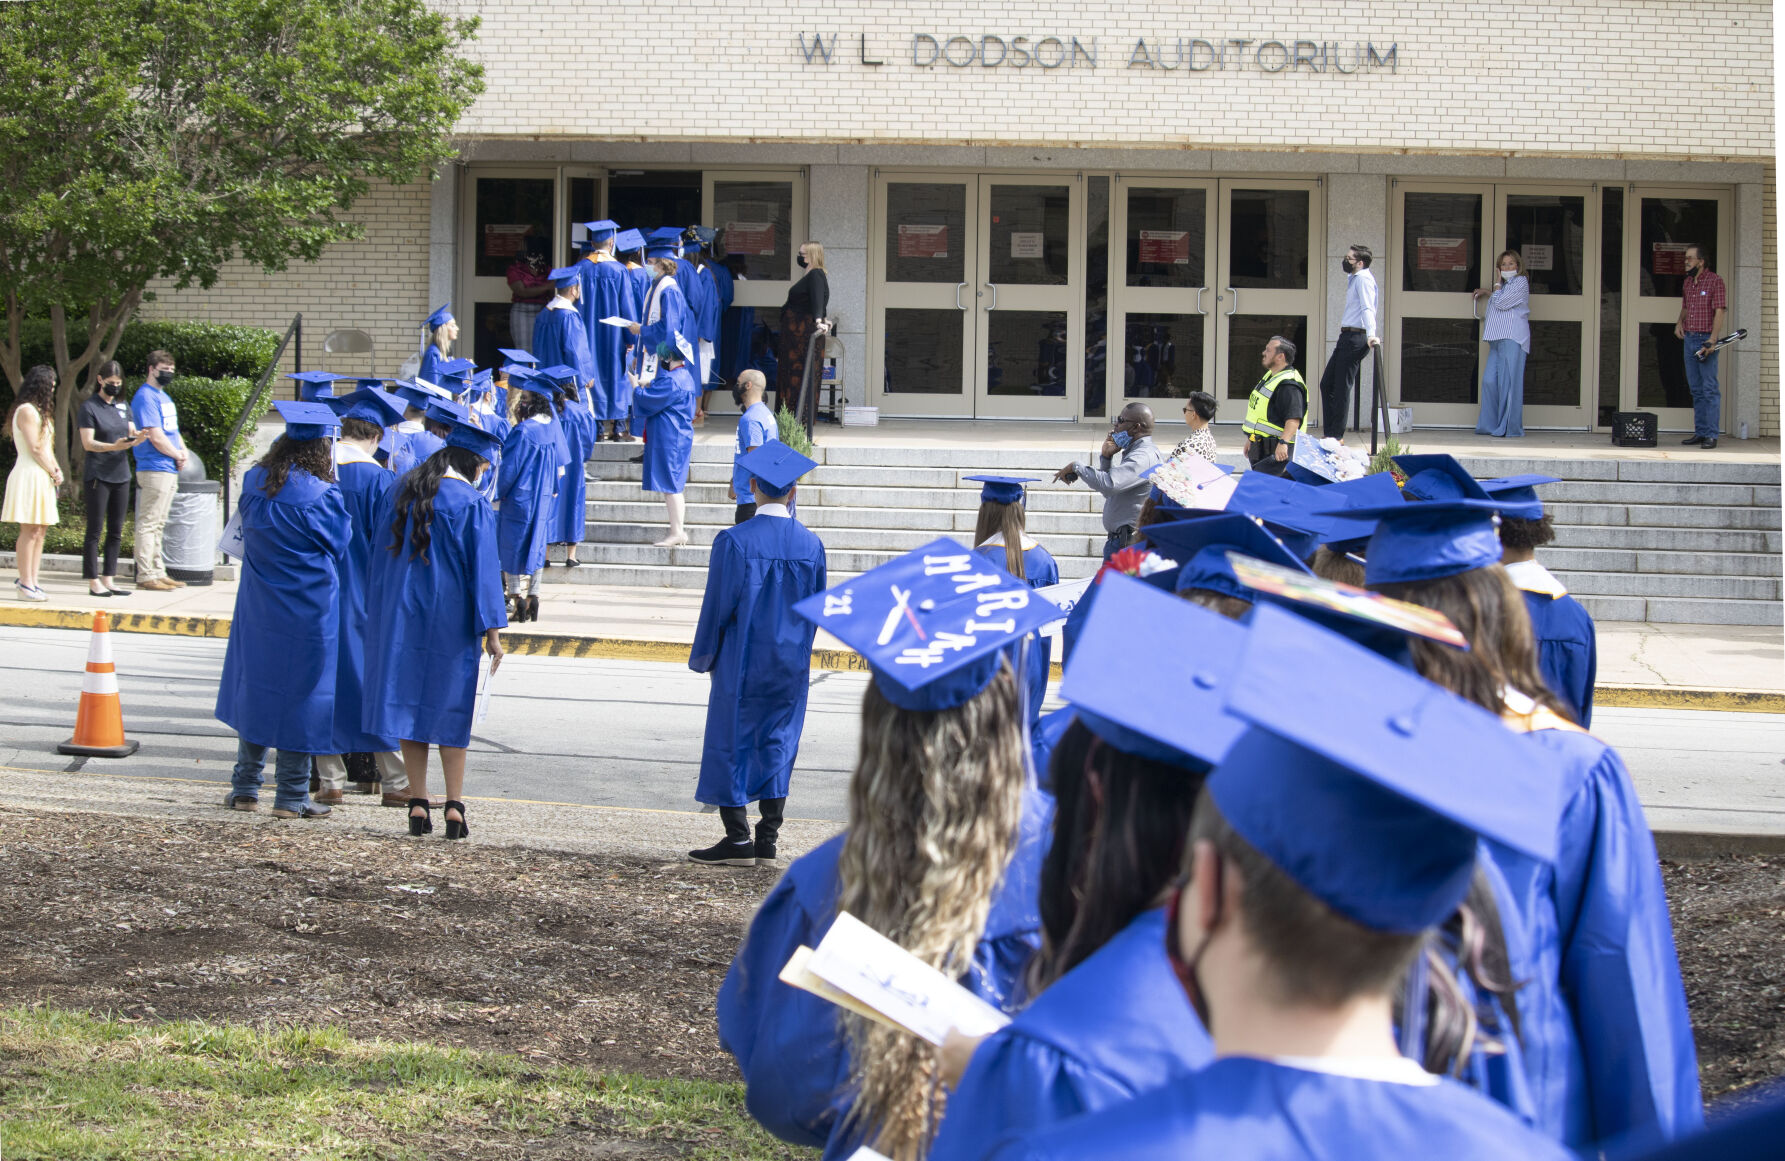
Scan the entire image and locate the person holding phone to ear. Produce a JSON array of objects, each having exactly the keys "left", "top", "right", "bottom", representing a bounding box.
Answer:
[
  {"left": 1473, "top": 250, "right": 1530, "bottom": 438},
  {"left": 77, "top": 360, "right": 150, "bottom": 597}
]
